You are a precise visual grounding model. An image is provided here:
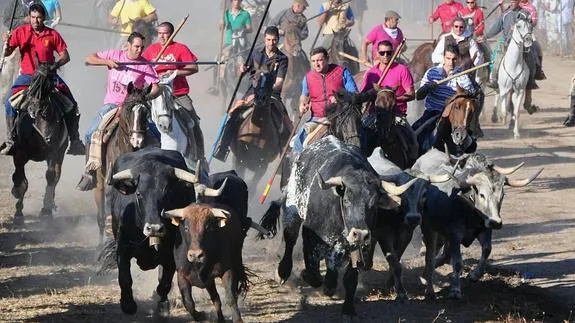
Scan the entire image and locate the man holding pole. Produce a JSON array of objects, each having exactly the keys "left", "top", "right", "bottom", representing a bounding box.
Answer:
[
  {"left": 76, "top": 31, "right": 160, "bottom": 190},
  {"left": 1, "top": 4, "right": 85, "bottom": 156},
  {"left": 360, "top": 10, "right": 405, "bottom": 64},
  {"left": 292, "top": 46, "right": 358, "bottom": 152},
  {"left": 458, "top": 0, "right": 485, "bottom": 36},
  {"left": 142, "top": 21, "right": 207, "bottom": 167},
  {"left": 412, "top": 44, "right": 477, "bottom": 154},
  {"left": 268, "top": 0, "right": 309, "bottom": 41}
]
